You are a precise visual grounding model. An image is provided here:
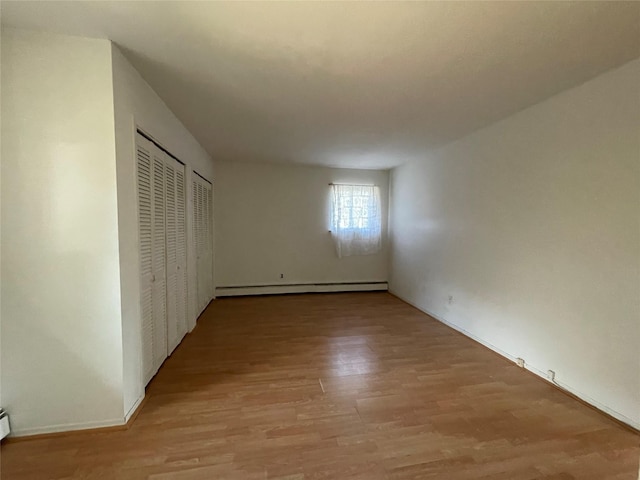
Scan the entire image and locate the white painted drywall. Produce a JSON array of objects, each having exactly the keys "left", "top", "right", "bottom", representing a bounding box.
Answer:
[
  {"left": 1, "top": 29, "right": 124, "bottom": 435},
  {"left": 215, "top": 161, "right": 389, "bottom": 289},
  {"left": 111, "top": 45, "right": 215, "bottom": 417},
  {"left": 389, "top": 59, "right": 640, "bottom": 428}
]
